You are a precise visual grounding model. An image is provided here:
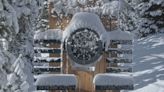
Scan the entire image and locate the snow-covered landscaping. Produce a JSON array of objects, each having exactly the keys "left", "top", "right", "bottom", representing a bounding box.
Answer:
[{"left": 0, "top": 0, "right": 164, "bottom": 92}]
